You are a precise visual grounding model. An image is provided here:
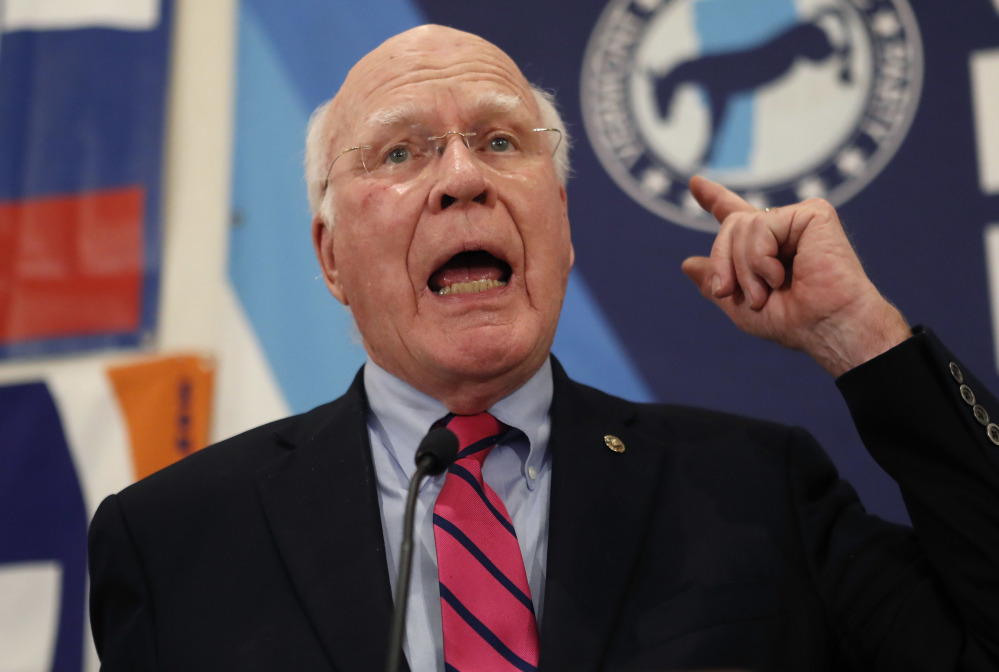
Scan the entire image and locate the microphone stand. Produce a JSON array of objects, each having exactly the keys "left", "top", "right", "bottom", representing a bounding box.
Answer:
[{"left": 384, "top": 428, "right": 458, "bottom": 672}]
